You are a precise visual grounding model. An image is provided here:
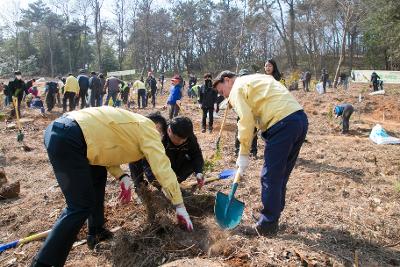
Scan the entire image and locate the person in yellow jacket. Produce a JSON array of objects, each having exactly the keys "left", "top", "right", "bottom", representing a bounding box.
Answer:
[
  {"left": 213, "top": 71, "right": 308, "bottom": 236},
  {"left": 31, "top": 106, "right": 193, "bottom": 267},
  {"left": 133, "top": 79, "right": 146, "bottom": 109},
  {"left": 63, "top": 73, "right": 79, "bottom": 112}
]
